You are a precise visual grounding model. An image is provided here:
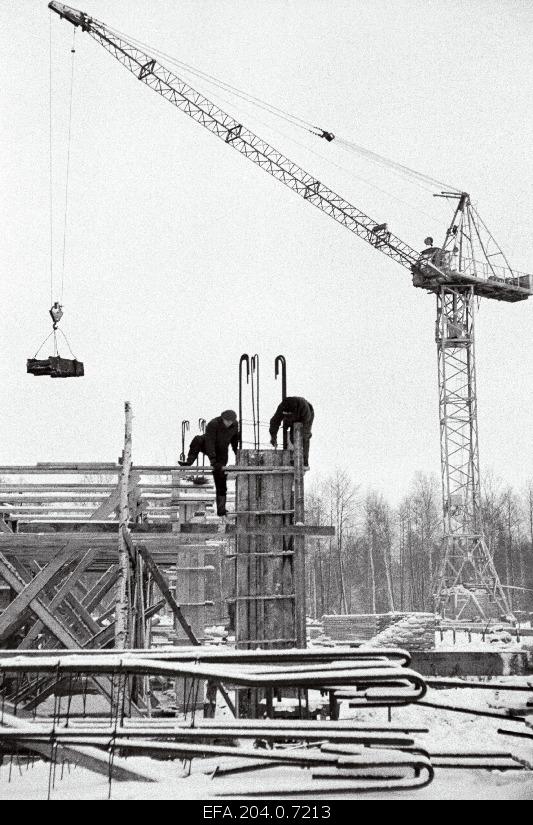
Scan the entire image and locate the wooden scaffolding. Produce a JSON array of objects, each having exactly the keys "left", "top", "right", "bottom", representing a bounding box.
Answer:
[{"left": 0, "top": 409, "right": 332, "bottom": 718}]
